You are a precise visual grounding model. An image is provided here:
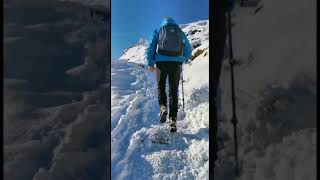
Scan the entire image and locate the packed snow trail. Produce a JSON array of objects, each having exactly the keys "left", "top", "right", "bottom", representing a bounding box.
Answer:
[{"left": 111, "top": 59, "right": 209, "bottom": 180}]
